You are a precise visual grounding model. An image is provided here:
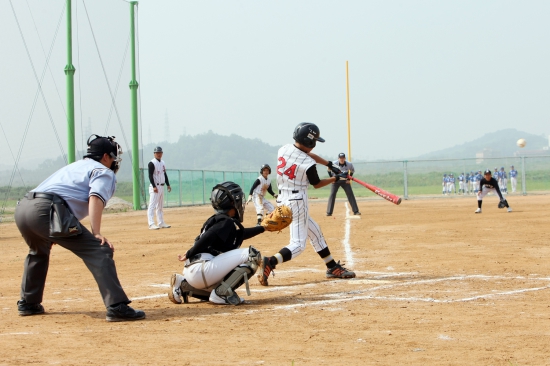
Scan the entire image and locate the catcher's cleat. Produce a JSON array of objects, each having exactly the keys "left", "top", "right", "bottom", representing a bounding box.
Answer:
[
  {"left": 209, "top": 291, "right": 244, "bottom": 305},
  {"left": 257, "top": 256, "right": 275, "bottom": 286},
  {"left": 17, "top": 300, "right": 44, "bottom": 316},
  {"left": 326, "top": 261, "right": 356, "bottom": 279},
  {"left": 168, "top": 273, "right": 186, "bottom": 304}
]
